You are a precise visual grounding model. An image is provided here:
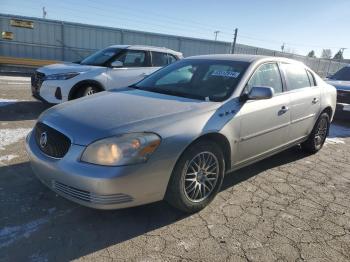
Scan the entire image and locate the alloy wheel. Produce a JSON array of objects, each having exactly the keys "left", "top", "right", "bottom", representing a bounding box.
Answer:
[
  {"left": 314, "top": 118, "right": 328, "bottom": 146},
  {"left": 183, "top": 151, "right": 219, "bottom": 202}
]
